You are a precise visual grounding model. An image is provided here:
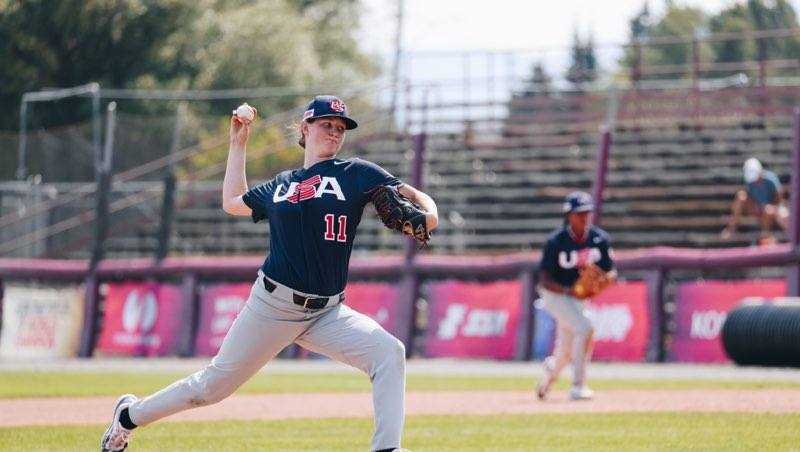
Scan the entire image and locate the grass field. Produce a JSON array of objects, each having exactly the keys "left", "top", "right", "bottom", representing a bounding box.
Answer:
[
  {"left": 1, "top": 371, "right": 799, "bottom": 398},
  {"left": 1, "top": 413, "right": 799, "bottom": 451},
  {"left": 2, "top": 363, "right": 799, "bottom": 451},
  {"left": 0, "top": 372, "right": 800, "bottom": 398}
]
